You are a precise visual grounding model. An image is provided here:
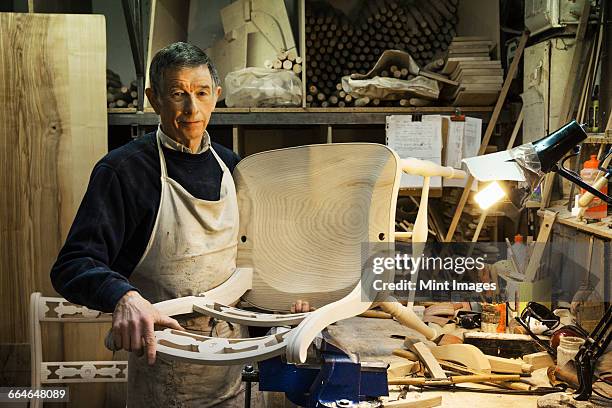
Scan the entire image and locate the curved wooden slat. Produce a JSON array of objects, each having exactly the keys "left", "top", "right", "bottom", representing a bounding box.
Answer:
[
  {"left": 193, "top": 303, "right": 308, "bottom": 327},
  {"left": 154, "top": 328, "right": 290, "bottom": 365}
]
